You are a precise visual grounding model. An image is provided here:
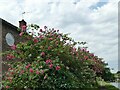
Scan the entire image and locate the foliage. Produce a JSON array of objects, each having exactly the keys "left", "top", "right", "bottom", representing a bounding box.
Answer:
[
  {"left": 114, "top": 71, "right": 120, "bottom": 82},
  {"left": 117, "top": 71, "right": 120, "bottom": 74},
  {"left": 104, "top": 85, "right": 119, "bottom": 90},
  {"left": 96, "top": 63, "right": 116, "bottom": 82},
  {"left": 2, "top": 24, "right": 107, "bottom": 89},
  {"left": 100, "top": 68, "right": 115, "bottom": 82}
]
